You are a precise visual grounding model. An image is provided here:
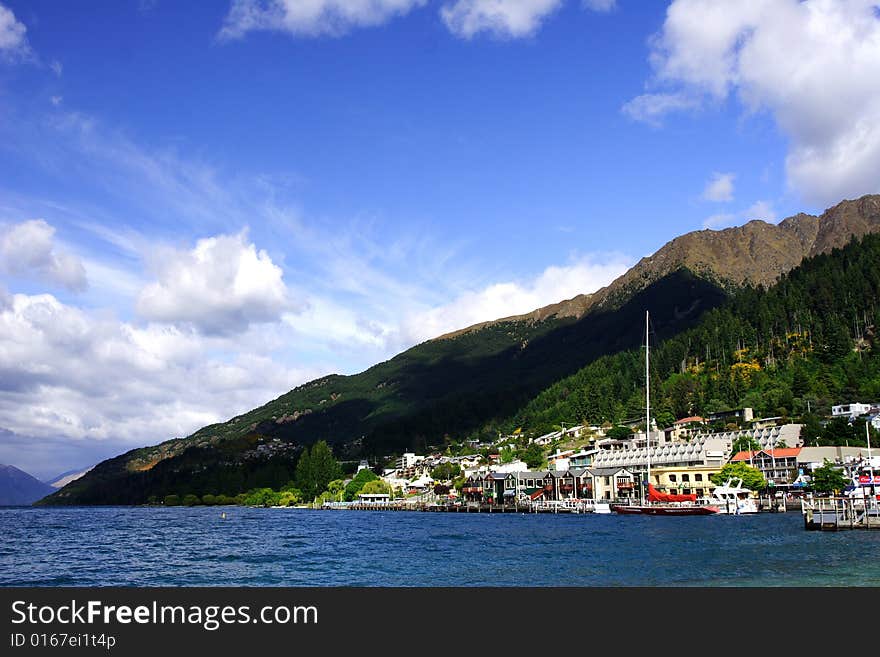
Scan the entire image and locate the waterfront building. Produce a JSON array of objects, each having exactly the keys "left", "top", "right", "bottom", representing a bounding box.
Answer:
[
  {"left": 649, "top": 465, "right": 720, "bottom": 497},
  {"left": 590, "top": 467, "right": 637, "bottom": 500}
]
